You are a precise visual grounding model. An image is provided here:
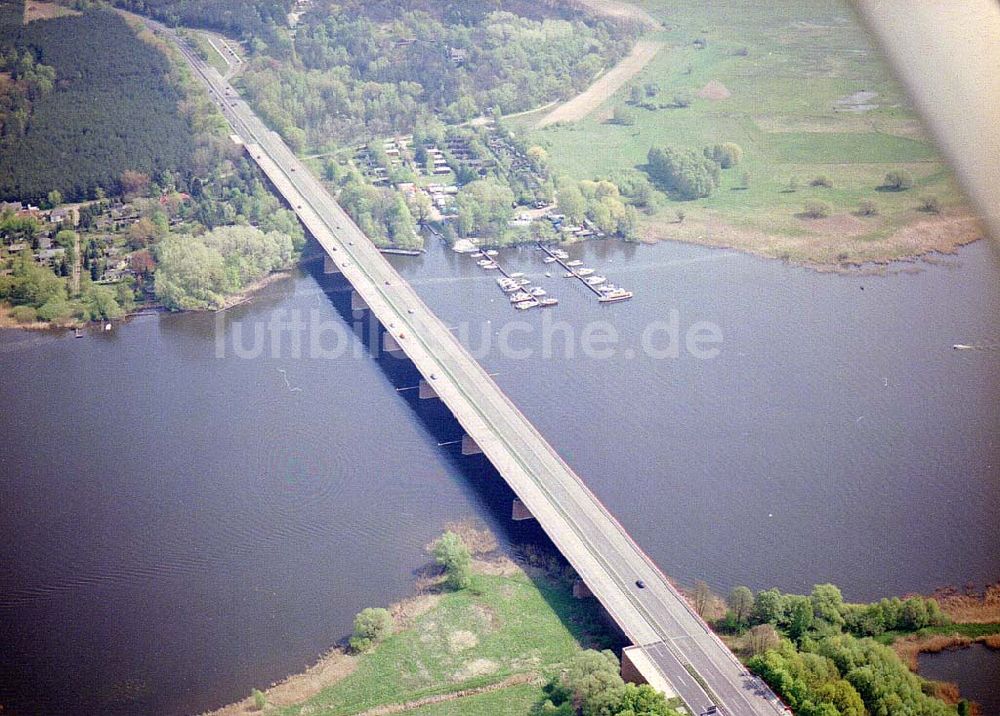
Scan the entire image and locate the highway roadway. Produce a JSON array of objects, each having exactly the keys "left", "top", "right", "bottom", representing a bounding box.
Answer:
[{"left": 154, "top": 20, "right": 788, "bottom": 716}]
